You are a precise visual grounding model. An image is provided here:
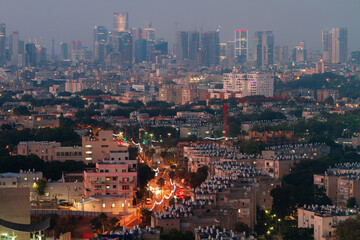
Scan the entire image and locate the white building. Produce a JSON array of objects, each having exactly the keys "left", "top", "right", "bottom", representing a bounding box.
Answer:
[{"left": 223, "top": 73, "right": 274, "bottom": 97}]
